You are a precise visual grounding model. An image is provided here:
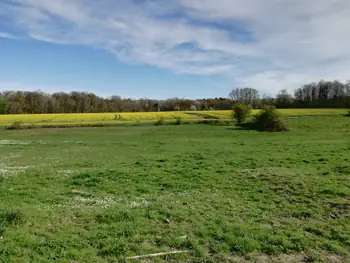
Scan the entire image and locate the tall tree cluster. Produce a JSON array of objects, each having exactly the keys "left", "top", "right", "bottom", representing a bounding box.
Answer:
[
  {"left": 229, "top": 87, "right": 260, "bottom": 108},
  {"left": 0, "top": 80, "right": 349, "bottom": 114},
  {"left": 292, "top": 80, "right": 350, "bottom": 108},
  {"left": 228, "top": 80, "right": 350, "bottom": 109}
]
